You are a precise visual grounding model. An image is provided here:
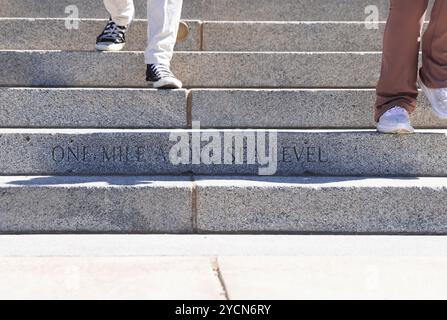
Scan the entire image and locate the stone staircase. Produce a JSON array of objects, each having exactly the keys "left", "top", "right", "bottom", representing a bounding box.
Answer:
[{"left": 0, "top": 0, "right": 446, "bottom": 234}]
